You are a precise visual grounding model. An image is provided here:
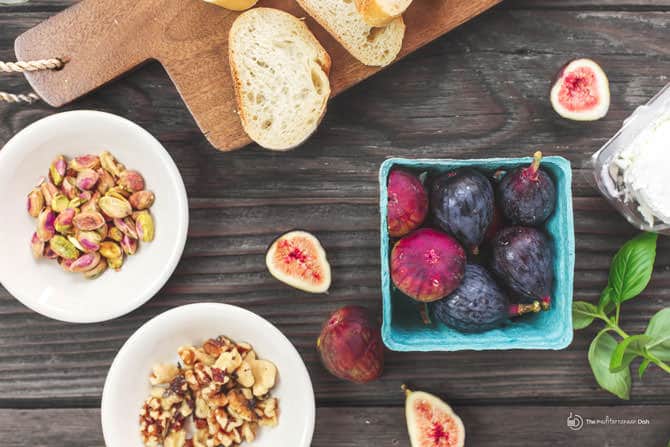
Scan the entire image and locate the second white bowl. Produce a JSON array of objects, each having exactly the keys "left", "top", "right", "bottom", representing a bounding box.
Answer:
[{"left": 101, "top": 303, "right": 316, "bottom": 447}]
